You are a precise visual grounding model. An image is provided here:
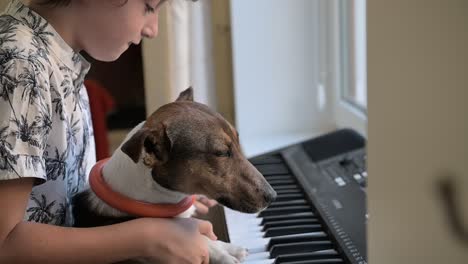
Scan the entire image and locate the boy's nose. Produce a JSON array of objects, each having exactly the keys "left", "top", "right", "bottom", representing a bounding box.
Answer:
[
  {"left": 141, "top": 16, "right": 158, "bottom": 38},
  {"left": 142, "top": 21, "right": 159, "bottom": 39}
]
